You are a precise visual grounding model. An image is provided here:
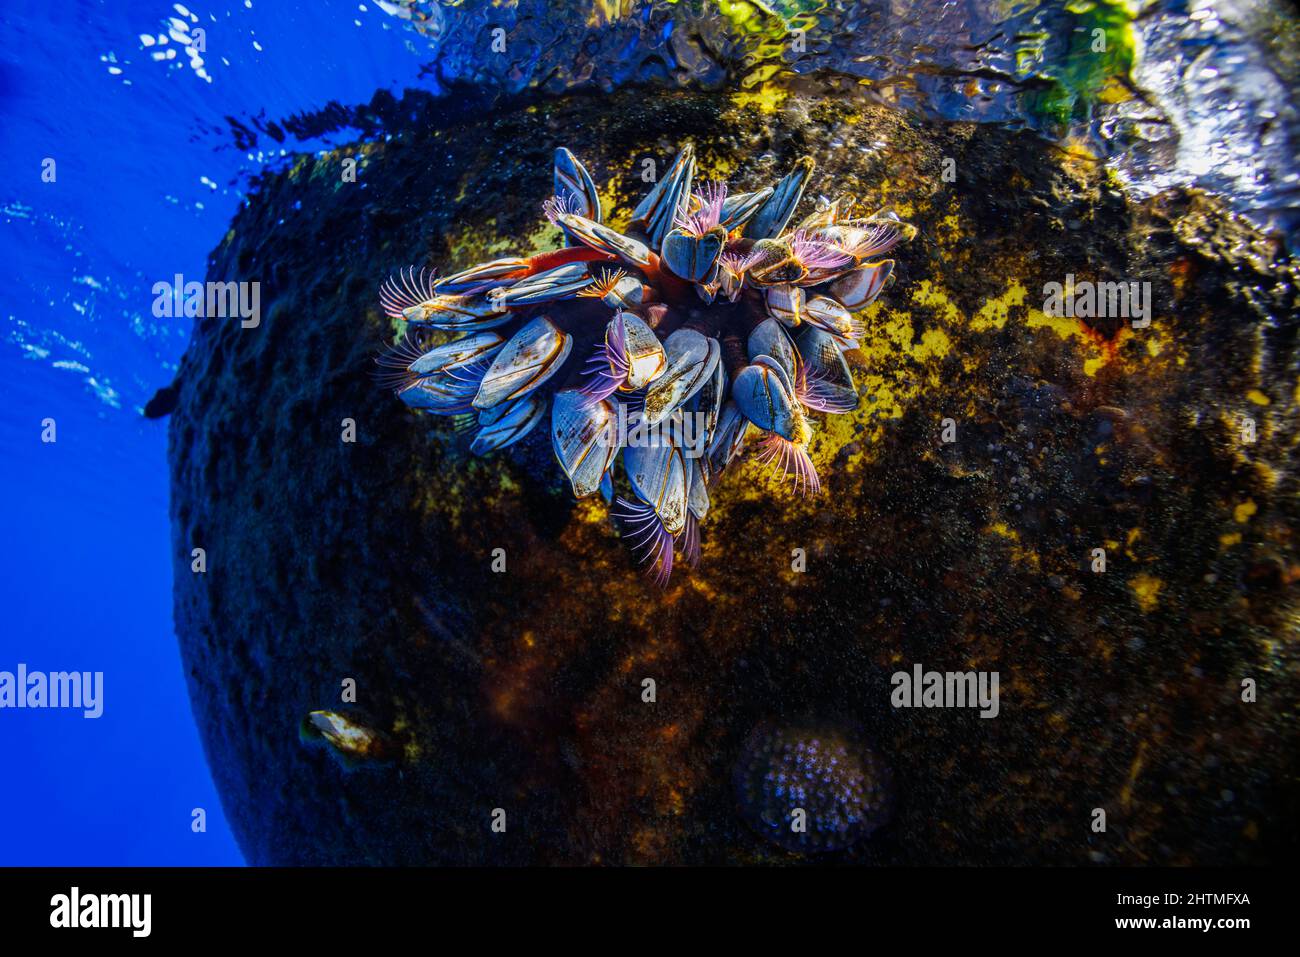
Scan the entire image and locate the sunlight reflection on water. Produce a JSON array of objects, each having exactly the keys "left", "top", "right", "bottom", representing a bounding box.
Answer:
[{"left": 384, "top": 0, "right": 1298, "bottom": 241}]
